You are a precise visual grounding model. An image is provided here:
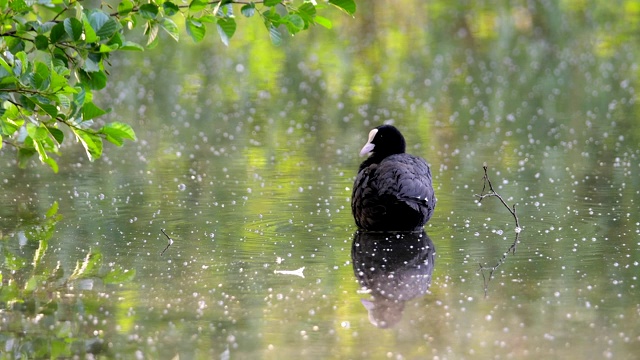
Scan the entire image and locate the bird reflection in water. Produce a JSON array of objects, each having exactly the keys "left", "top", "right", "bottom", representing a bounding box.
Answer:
[{"left": 351, "top": 230, "right": 435, "bottom": 328}]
